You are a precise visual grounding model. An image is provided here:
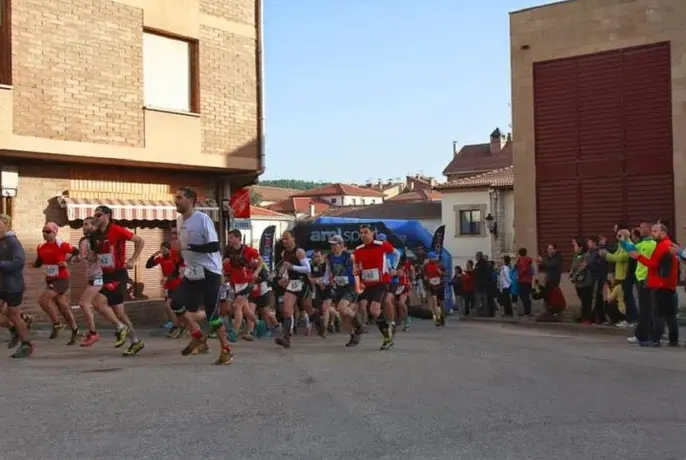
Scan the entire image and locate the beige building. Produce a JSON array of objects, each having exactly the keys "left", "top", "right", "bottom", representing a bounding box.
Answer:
[
  {"left": 0, "top": 0, "right": 263, "bottom": 308},
  {"left": 511, "top": 0, "right": 686, "bottom": 258}
]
